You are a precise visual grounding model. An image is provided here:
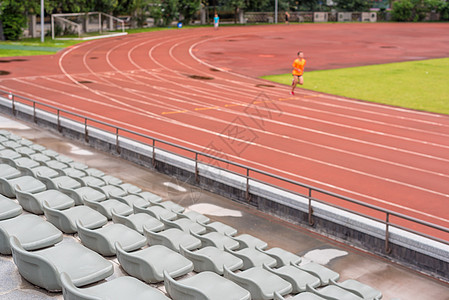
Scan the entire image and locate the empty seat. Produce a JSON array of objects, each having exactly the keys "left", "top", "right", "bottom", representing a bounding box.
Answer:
[
  {"left": 44, "top": 159, "right": 69, "bottom": 172},
  {"left": 134, "top": 204, "right": 177, "bottom": 220},
  {"left": 43, "top": 202, "right": 108, "bottom": 234},
  {"left": 115, "top": 182, "right": 142, "bottom": 194},
  {"left": 15, "top": 146, "right": 36, "bottom": 156},
  {"left": 152, "top": 200, "right": 185, "bottom": 214},
  {"left": 306, "top": 284, "right": 364, "bottom": 300},
  {"left": 85, "top": 168, "right": 104, "bottom": 177},
  {"left": 10, "top": 237, "right": 113, "bottom": 292},
  {"left": 180, "top": 245, "right": 243, "bottom": 275},
  {"left": 200, "top": 220, "right": 238, "bottom": 236},
  {"left": 37, "top": 174, "right": 82, "bottom": 191},
  {"left": 177, "top": 210, "right": 210, "bottom": 224},
  {"left": 264, "top": 263, "right": 321, "bottom": 293},
  {"left": 60, "top": 167, "right": 87, "bottom": 178},
  {"left": 274, "top": 291, "right": 326, "bottom": 300},
  {"left": 29, "top": 153, "right": 51, "bottom": 164},
  {"left": 224, "top": 266, "right": 292, "bottom": 300},
  {"left": 84, "top": 198, "right": 133, "bottom": 220},
  {"left": 69, "top": 161, "right": 88, "bottom": 170},
  {"left": 116, "top": 243, "right": 193, "bottom": 283},
  {"left": 4, "top": 156, "right": 39, "bottom": 169},
  {"left": 144, "top": 226, "right": 201, "bottom": 252},
  {"left": 60, "top": 272, "right": 170, "bottom": 300},
  {"left": 164, "top": 270, "right": 251, "bottom": 300},
  {"left": 93, "top": 184, "right": 127, "bottom": 199},
  {"left": 258, "top": 247, "right": 302, "bottom": 266},
  {"left": 77, "top": 175, "right": 107, "bottom": 187},
  {"left": 0, "top": 195, "right": 22, "bottom": 220},
  {"left": 76, "top": 222, "right": 147, "bottom": 256},
  {"left": 225, "top": 246, "right": 277, "bottom": 270},
  {"left": 0, "top": 149, "right": 21, "bottom": 160},
  {"left": 16, "top": 188, "right": 75, "bottom": 215},
  {"left": 296, "top": 262, "right": 340, "bottom": 286},
  {"left": 116, "top": 194, "right": 150, "bottom": 208},
  {"left": 191, "top": 230, "right": 239, "bottom": 250},
  {"left": 330, "top": 279, "right": 382, "bottom": 300},
  {"left": 231, "top": 233, "right": 268, "bottom": 249},
  {"left": 0, "top": 175, "right": 46, "bottom": 198},
  {"left": 2, "top": 140, "right": 21, "bottom": 150},
  {"left": 161, "top": 216, "right": 206, "bottom": 235},
  {"left": 0, "top": 164, "right": 21, "bottom": 179},
  {"left": 20, "top": 165, "right": 61, "bottom": 178},
  {"left": 0, "top": 214, "right": 62, "bottom": 254},
  {"left": 55, "top": 154, "right": 74, "bottom": 164},
  {"left": 99, "top": 174, "right": 123, "bottom": 185},
  {"left": 138, "top": 191, "right": 162, "bottom": 203},
  {"left": 59, "top": 185, "right": 107, "bottom": 206},
  {"left": 112, "top": 211, "right": 164, "bottom": 234}
]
